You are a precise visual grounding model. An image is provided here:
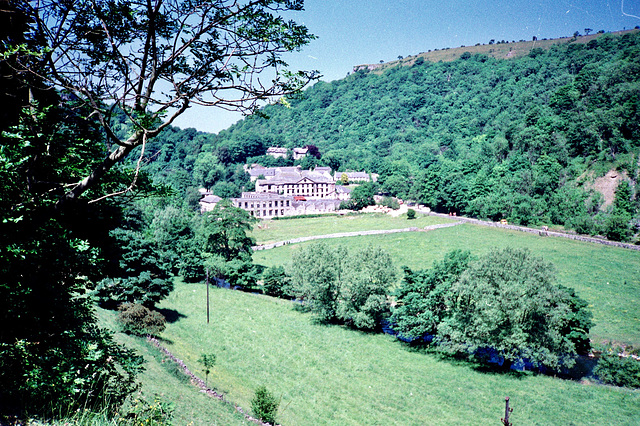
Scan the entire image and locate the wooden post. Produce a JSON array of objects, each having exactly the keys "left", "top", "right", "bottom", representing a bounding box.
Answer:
[
  {"left": 501, "top": 396, "right": 513, "bottom": 426},
  {"left": 206, "top": 268, "right": 210, "bottom": 324}
]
